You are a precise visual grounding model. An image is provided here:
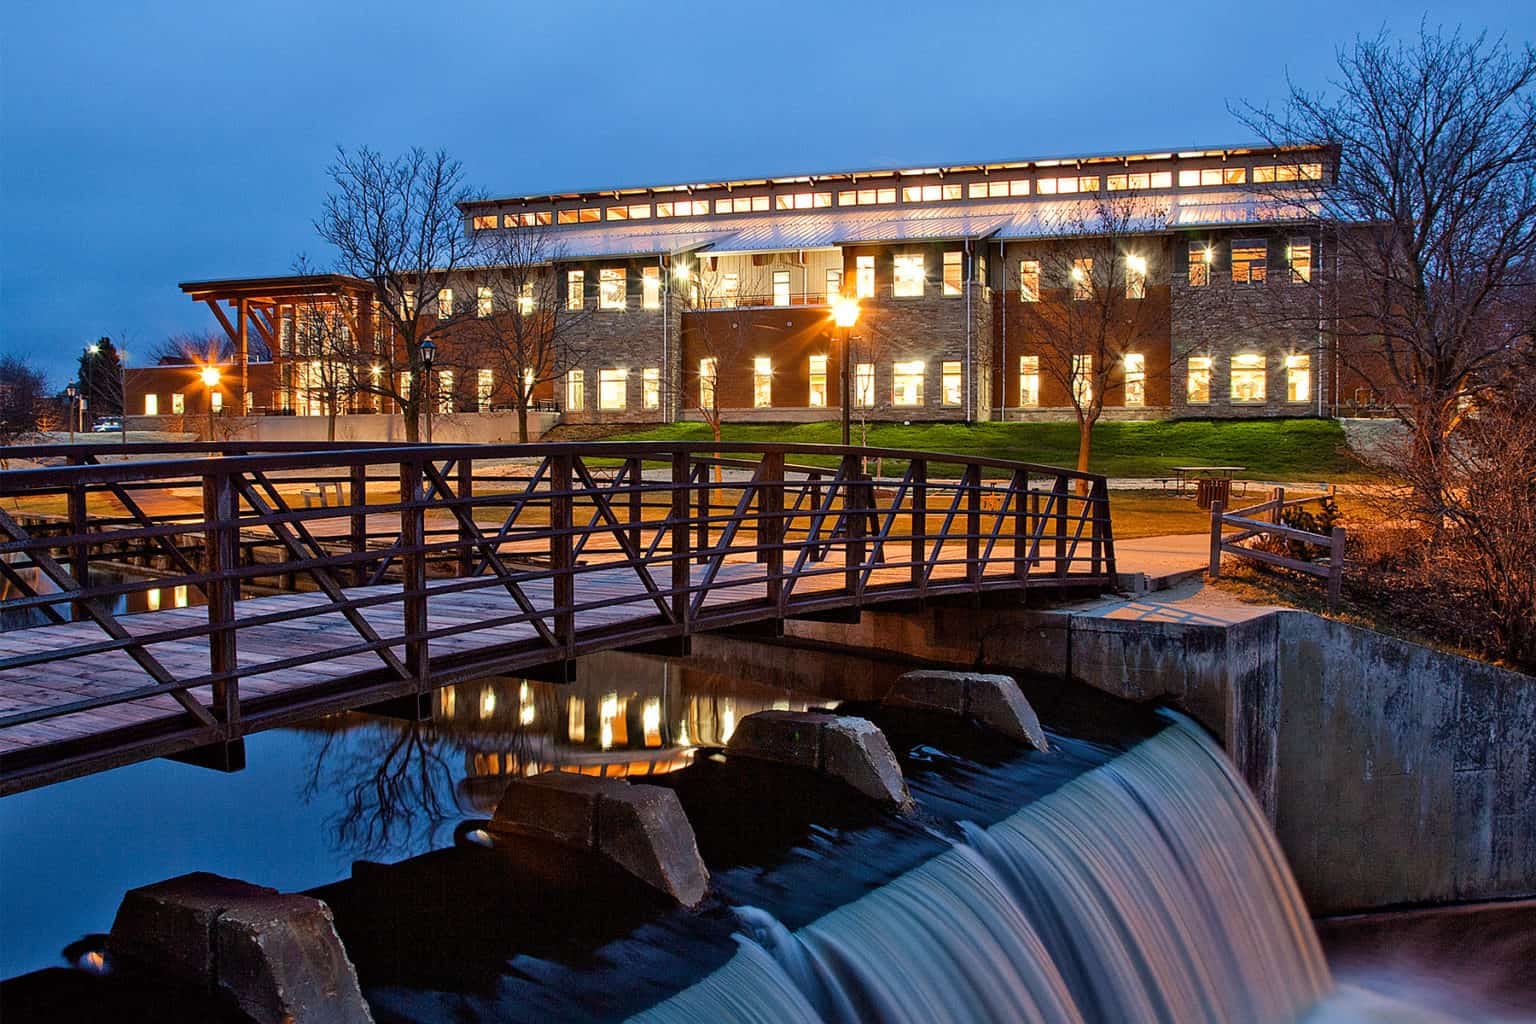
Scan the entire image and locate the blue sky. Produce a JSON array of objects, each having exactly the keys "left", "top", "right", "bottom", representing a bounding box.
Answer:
[{"left": 3, "top": 1, "right": 1532, "bottom": 383}]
